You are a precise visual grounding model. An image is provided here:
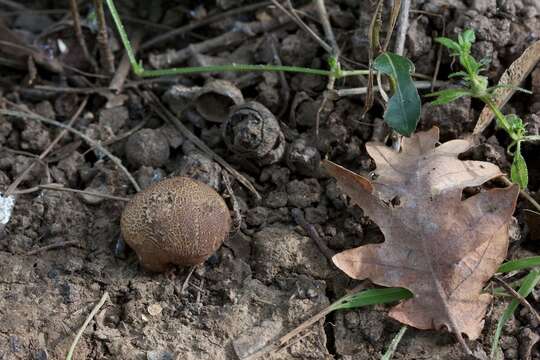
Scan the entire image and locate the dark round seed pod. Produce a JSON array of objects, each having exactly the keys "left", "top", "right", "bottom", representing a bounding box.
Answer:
[
  {"left": 120, "top": 176, "right": 231, "bottom": 272},
  {"left": 222, "top": 101, "right": 285, "bottom": 165}
]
